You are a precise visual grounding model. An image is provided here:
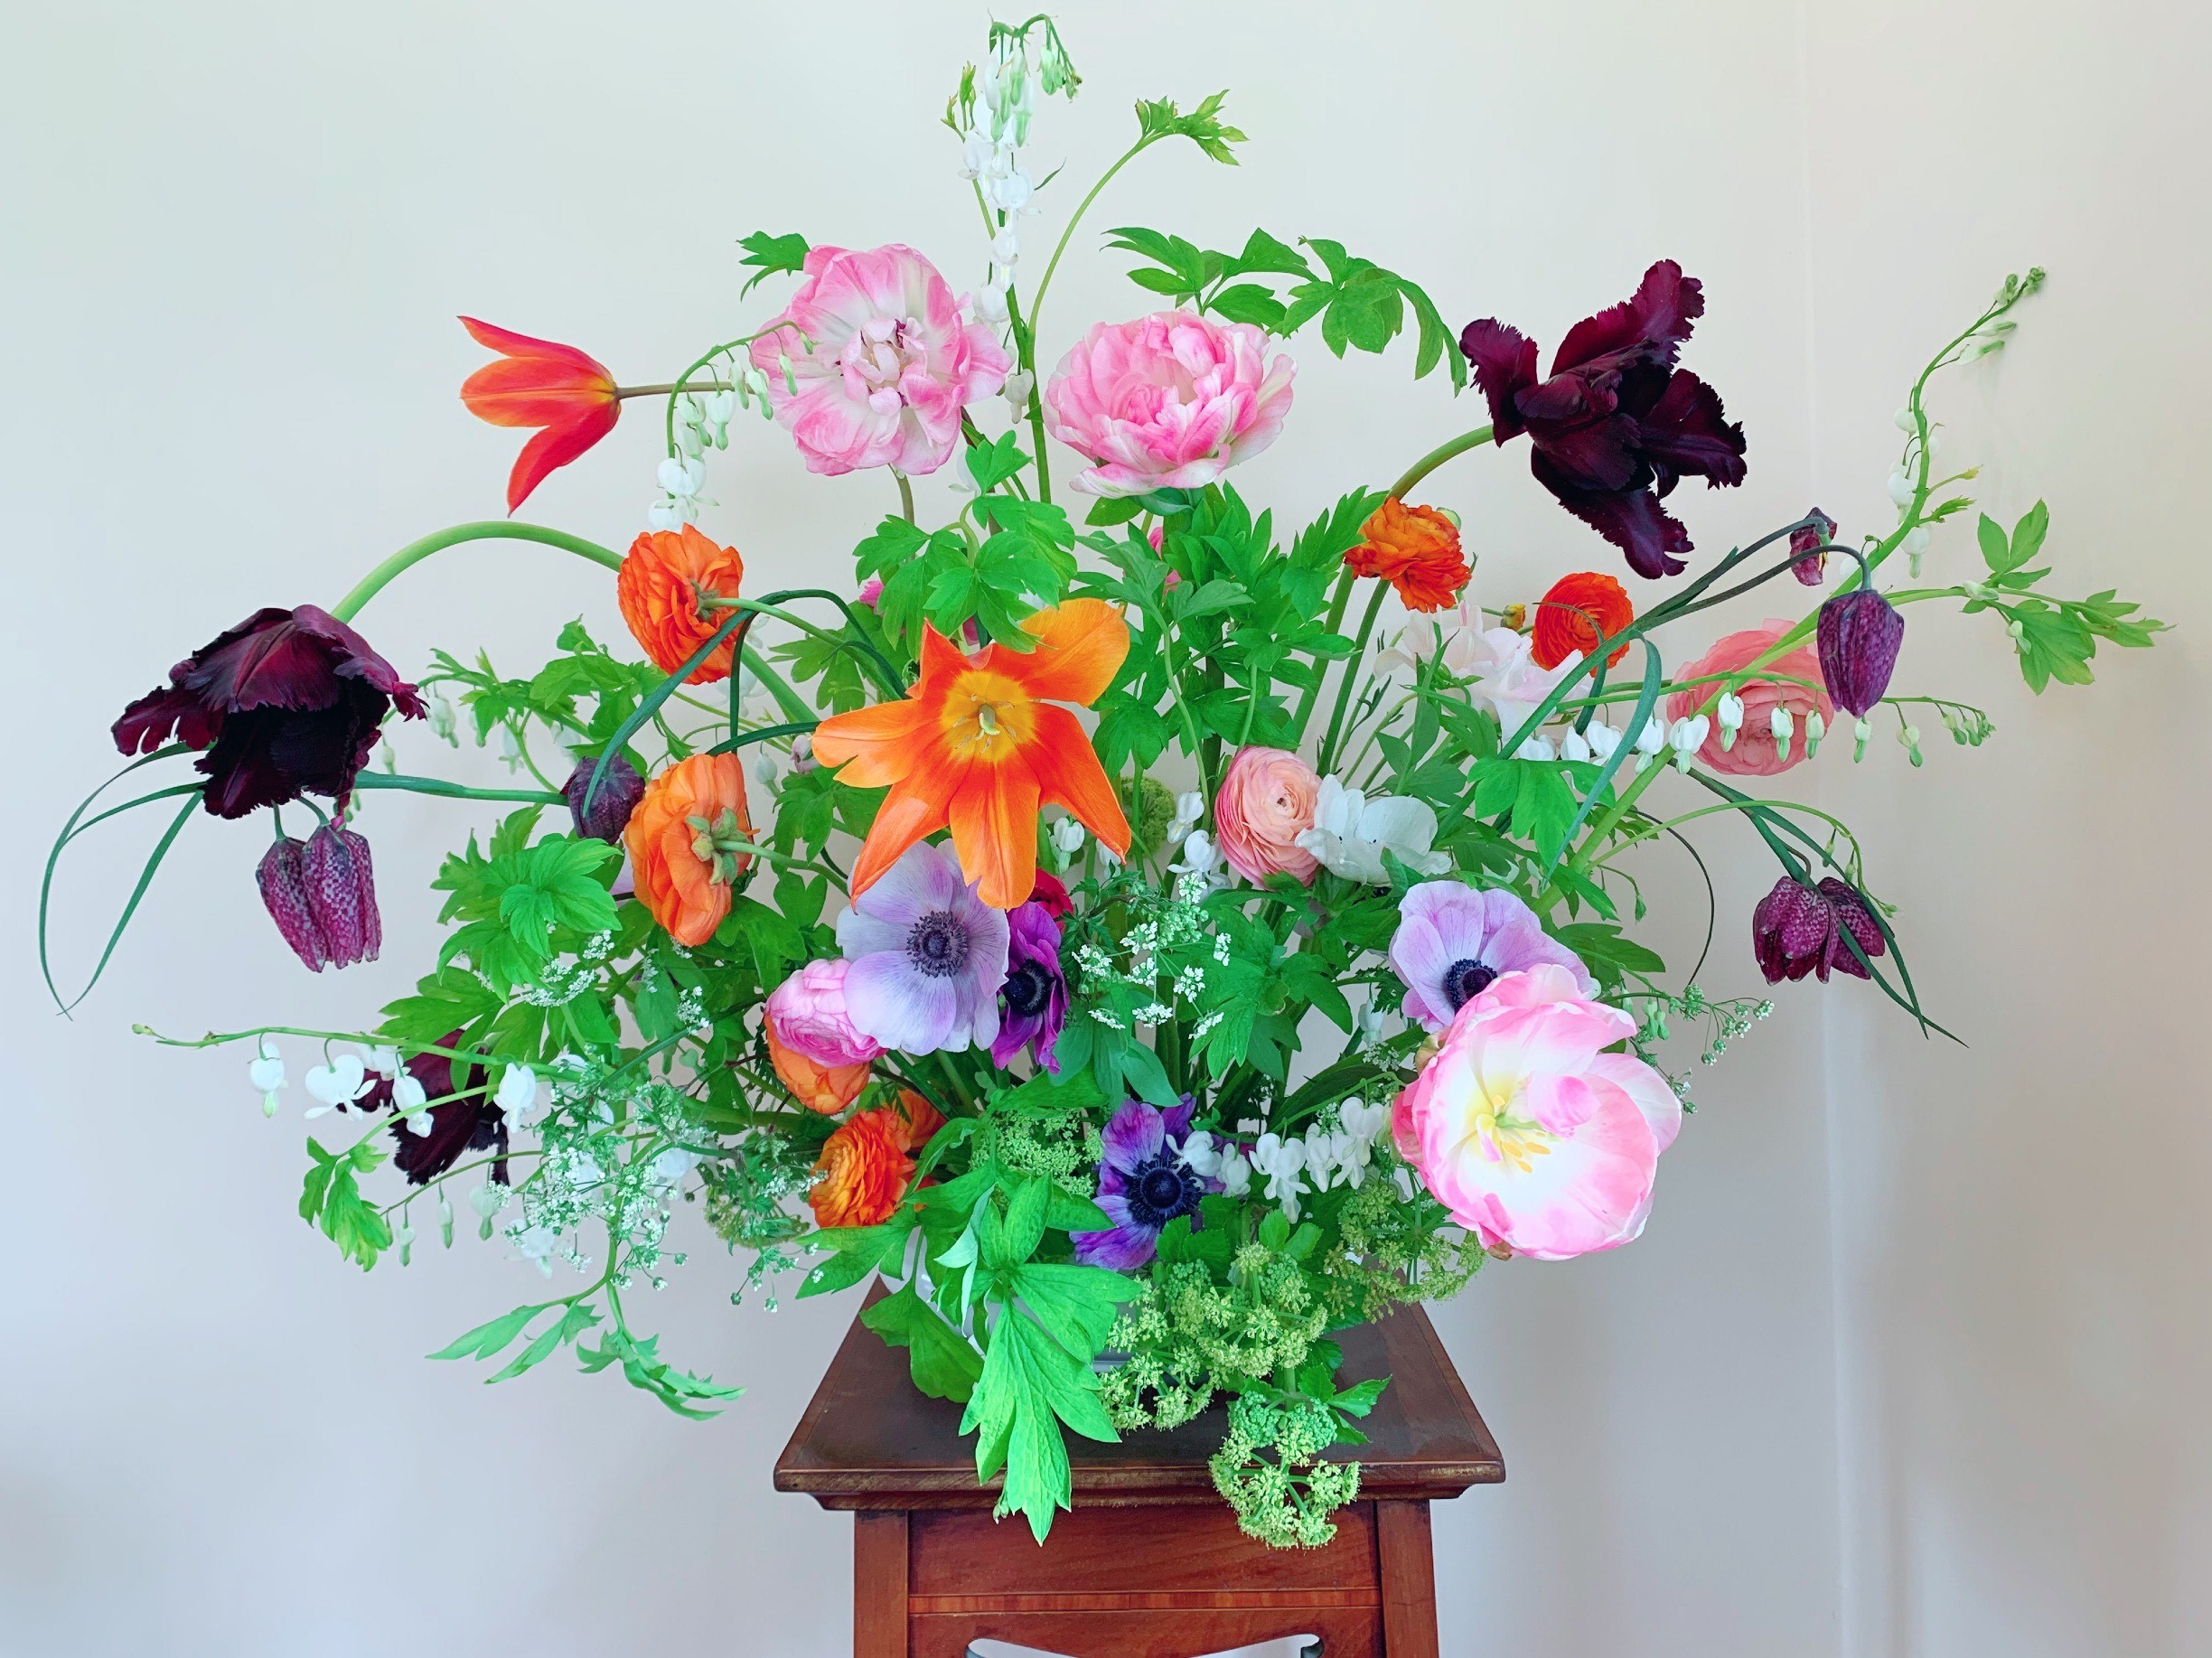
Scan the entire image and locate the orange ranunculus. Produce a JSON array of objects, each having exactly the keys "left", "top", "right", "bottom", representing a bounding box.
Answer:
[
  {"left": 890, "top": 1089, "right": 946, "bottom": 1154},
  {"left": 765, "top": 1021, "right": 872, "bottom": 1114},
  {"left": 811, "top": 598, "right": 1132, "bottom": 909},
  {"left": 616, "top": 526, "right": 747, "bottom": 684},
  {"left": 1531, "top": 571, "right": 1635, "bottom": 670},
  {"left": 622, "top": 754, "right": 754, "bottom": 947},
  {"left": 457, "top": 317, "right": 620, "bottom": 513},
  {"left": 1345, "top": 499, "right": 1471, "bottom": 613},
  {"left": 807, "top": 1107, "right": 917, "bottom": 1229}
]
